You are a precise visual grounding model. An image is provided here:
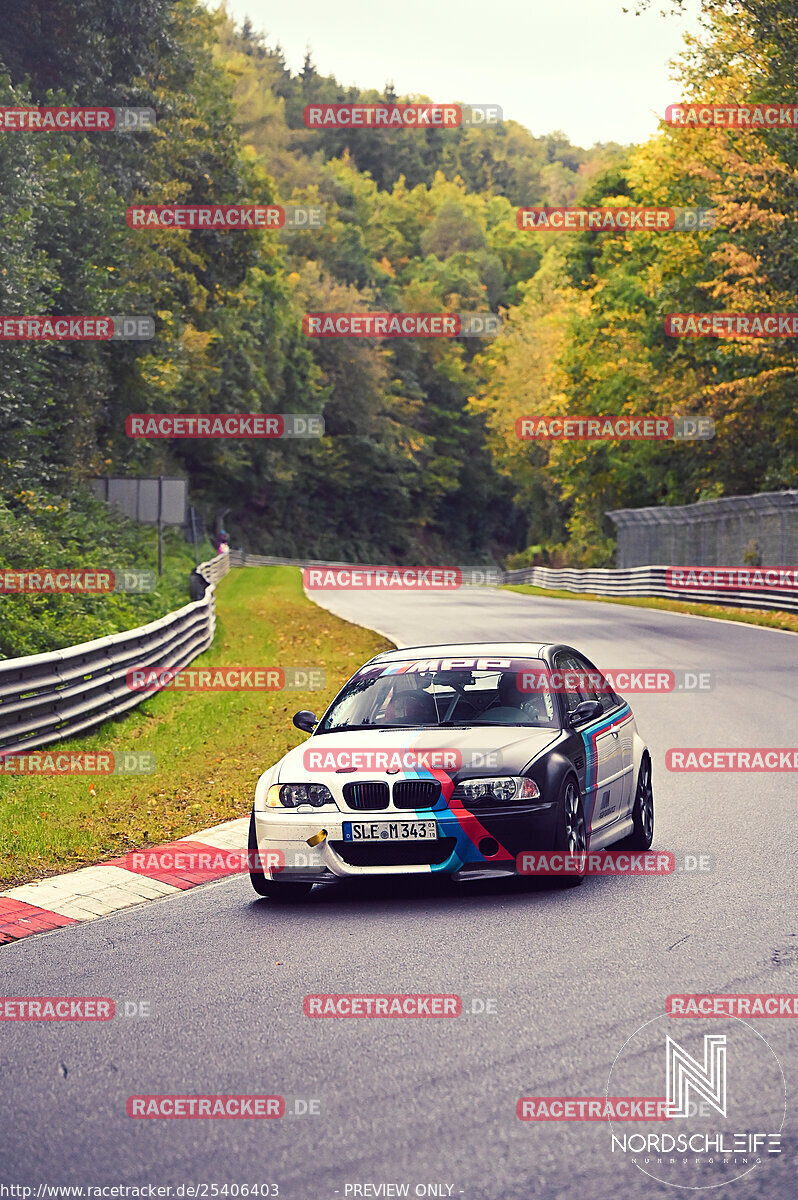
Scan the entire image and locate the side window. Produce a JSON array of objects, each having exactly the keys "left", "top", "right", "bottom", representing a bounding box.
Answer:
[
  {"left": 569, "top": 652, "right": 618, "bottom": 715},
  {"left": 553, "top": 651, "right": 582, "bottom": 714}
]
